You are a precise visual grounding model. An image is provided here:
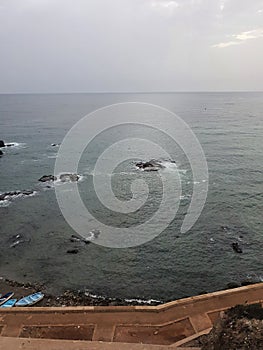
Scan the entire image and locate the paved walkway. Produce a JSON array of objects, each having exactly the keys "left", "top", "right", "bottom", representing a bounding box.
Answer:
[{"left": 0, "top": 337, "right": 200, "bottom": 350}]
